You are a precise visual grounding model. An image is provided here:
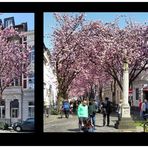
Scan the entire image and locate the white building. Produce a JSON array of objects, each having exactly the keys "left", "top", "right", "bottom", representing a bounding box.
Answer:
[
  {"left": 0, "top": 27, "right": 34, "bottom": 124},
  {"left": 44, "top": 45, "right": 58, "bottom": 116},
  {"left": 131, "top": 69, "right": 148, "bottom": 107}
]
